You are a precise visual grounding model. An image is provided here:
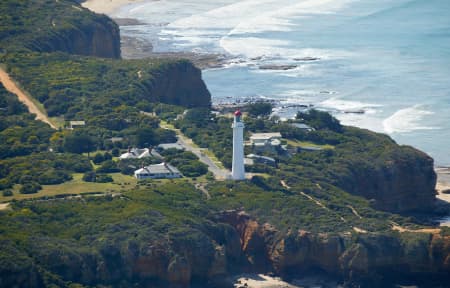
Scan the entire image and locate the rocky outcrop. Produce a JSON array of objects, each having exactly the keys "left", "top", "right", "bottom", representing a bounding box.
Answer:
[
  {"left": 2, "top": 211, "right": 449, "bottom": 287},
  {"left": 219, "top": 210, "right": 450, "bottom": 287},
  {"left": 332, "top": 146, "right": 437, "bottom": 213},
  {"left": 147, "top": 60, "right": 211, "bottom": 108}
]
